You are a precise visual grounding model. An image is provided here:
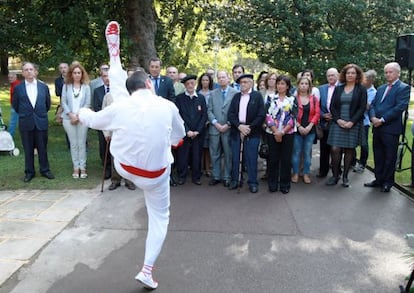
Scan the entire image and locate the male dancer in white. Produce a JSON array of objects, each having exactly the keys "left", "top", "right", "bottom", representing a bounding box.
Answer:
[{"left": 78, "top": 21, "right": 185, "bottom": 289}]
